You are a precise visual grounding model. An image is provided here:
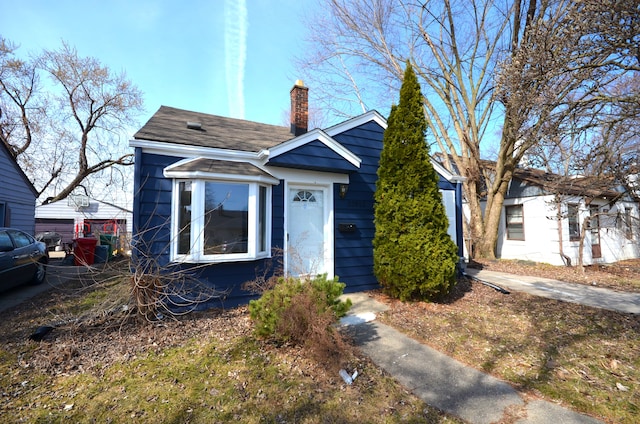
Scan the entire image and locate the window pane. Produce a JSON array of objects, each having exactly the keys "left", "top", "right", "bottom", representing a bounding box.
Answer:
[
  {"left": 178, "top": 182, "right": 192, "bottom": 255},
  {"left": 203, "top": 182, "right": 249, "bottom": 254},
  {"left": 10, "top": 230, "right": 32, "bottom": 248},
  {"left": 258, "top": 186, "right": 267, "bottom": 253},
  {"left": 625, "top": 210, "right": 633, "bottom": 239},
  {"left": 568, "top": 204, "right": 580, "bottom": 240},
  {"left": 0, "top": 231, "right": 13, "bottom": 250},
  {"left": 505, "top": 205, "right": 524, "bottom": 240}
]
